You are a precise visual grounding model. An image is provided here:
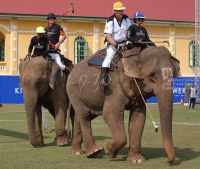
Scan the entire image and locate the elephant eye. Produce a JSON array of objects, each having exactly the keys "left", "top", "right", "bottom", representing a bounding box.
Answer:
[
  {"left": 148, "top": 72, "right": 156, "bottom": 82},
  {"left": 149, "top": 72, "right": 156, "bottom": 78}
]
